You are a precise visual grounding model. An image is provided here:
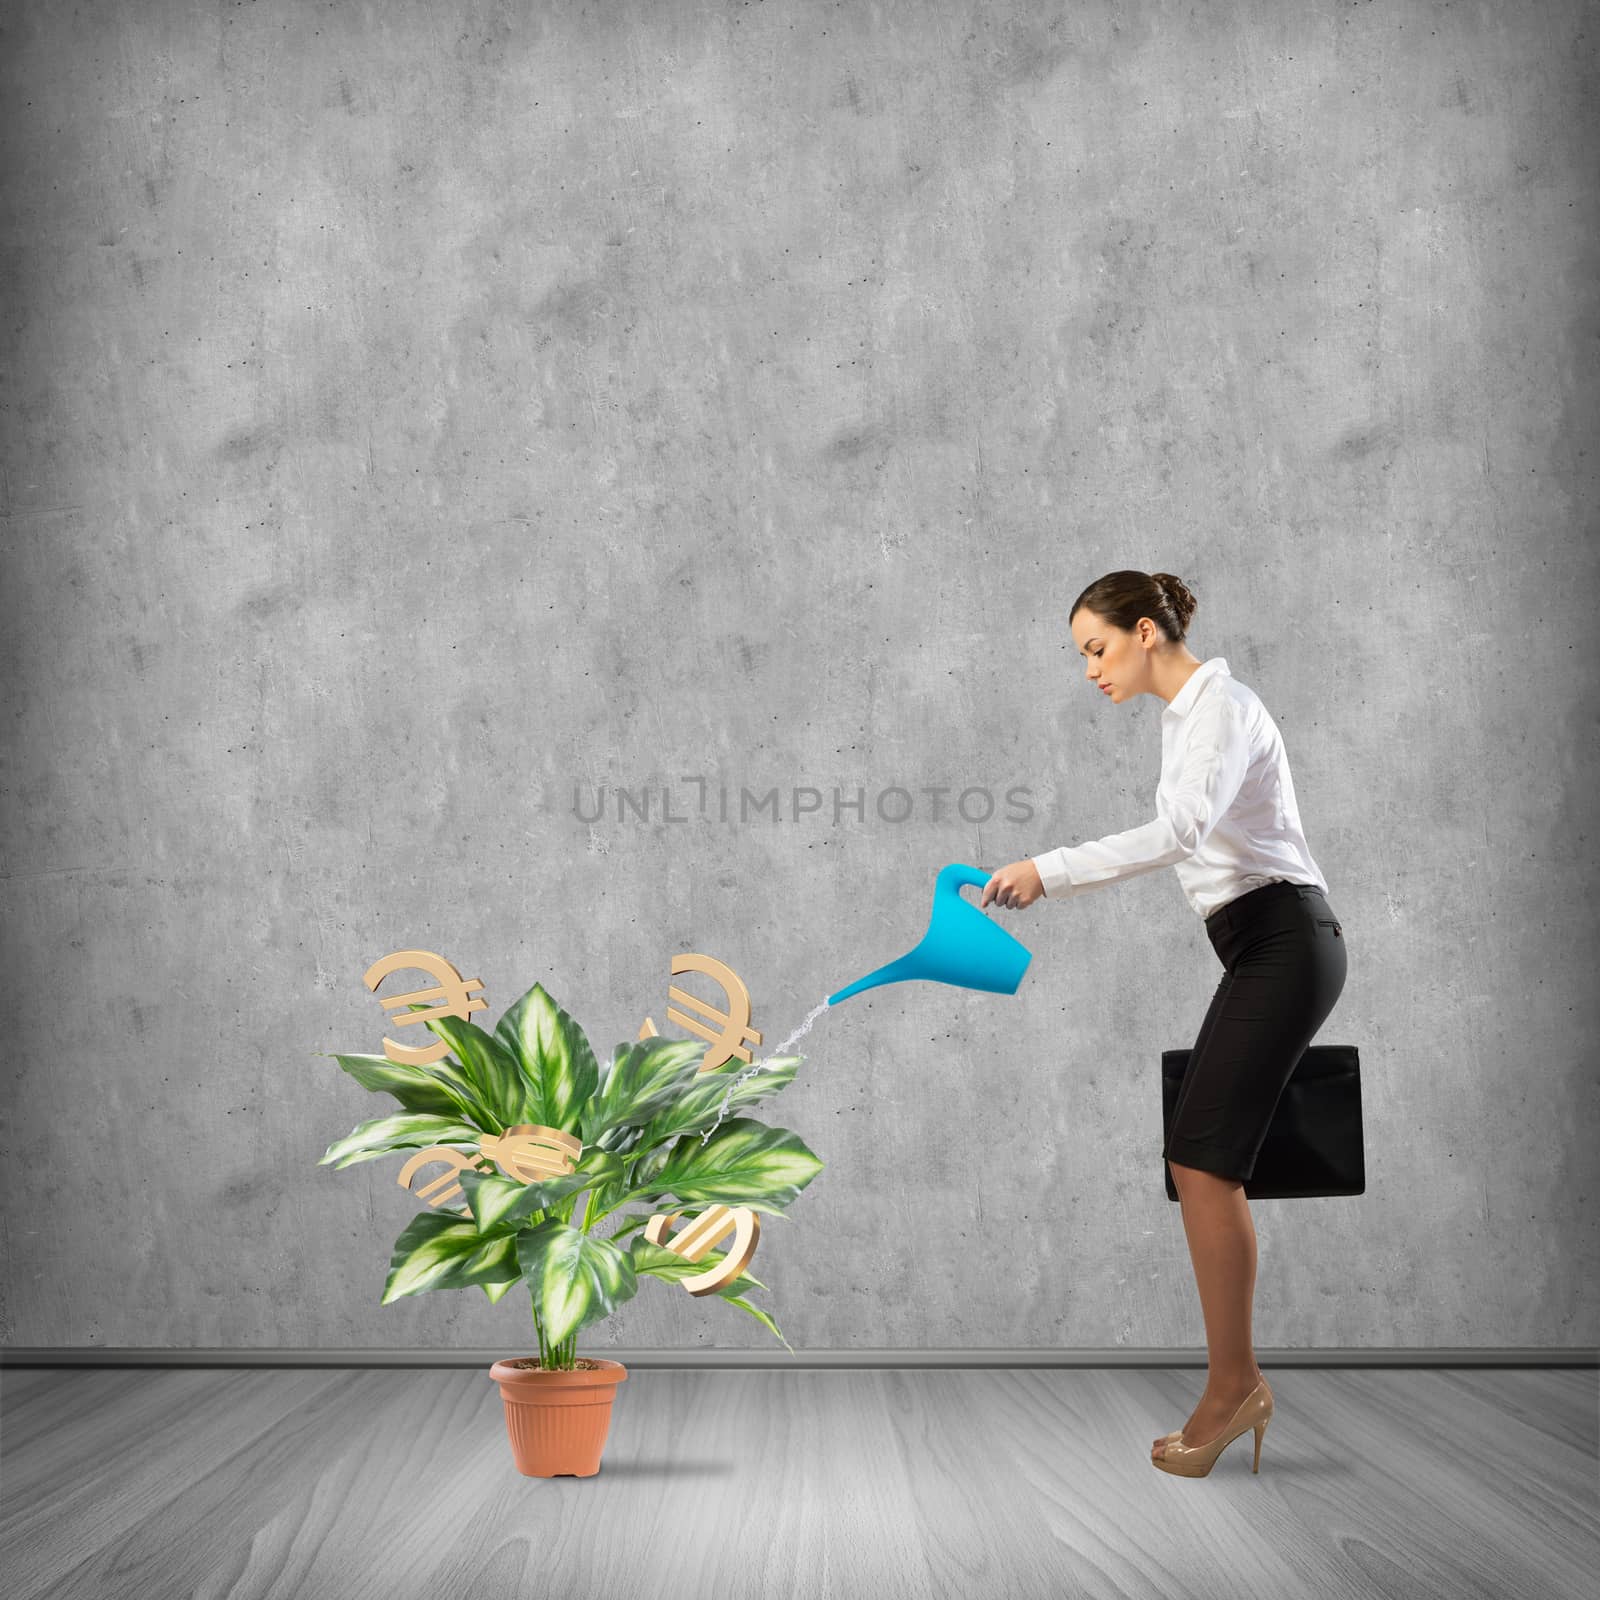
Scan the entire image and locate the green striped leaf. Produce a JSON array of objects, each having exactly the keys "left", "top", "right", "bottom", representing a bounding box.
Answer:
[
  {"left": 587, "top": 1037, "right": 709, "bottom": 1143},
  {"left": 380, "top": 1211, "right": 522, "bottom": 1304},
  {"left": 630, "top": 1236, "right": 787, "bottom": 1352},
  {"left": 633, "top": 1055, "right": 802, "bottom": 1153},
  {"left": 459, "top": 1150, "right": 627, "bottom": 1234},
  {"left": 319, "top": 1052, "right": 478, "bottom": 1121},
  {"left": 414, "top": 1012, "right": 524, "bottom": 1133},
  {"left": 515, "top": 1219, "right": 638, "bottom": 1347},
  {"left": 719, "top": 1292, "right": 793, "bottom": 1355},
  {"left": 631, "top": 1117, "right": 823, "bottom": 1214},
  {"left": 381, "top": 1005, "right": 508, "bottom": 1131},
  {"left": 629, "top": 1234, "right": 770, "bottom": 1295},
  {"left": 320, "top": 1113, "right": 484, "bottom": 1170},
  {"left": 492, "top": 982, "right": 601, "bottom": 1131}
]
